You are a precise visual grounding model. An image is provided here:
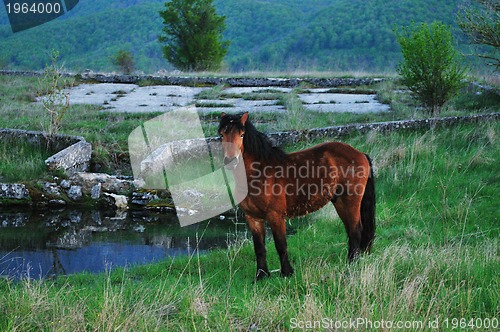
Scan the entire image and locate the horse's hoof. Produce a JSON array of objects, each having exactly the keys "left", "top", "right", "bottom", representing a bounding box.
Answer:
[
  {"left": 253, "top": 269, "right": 270, "bottom": 282},
  {"left": 280, "top": 267, "right": 294, "bottom": 278}
]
